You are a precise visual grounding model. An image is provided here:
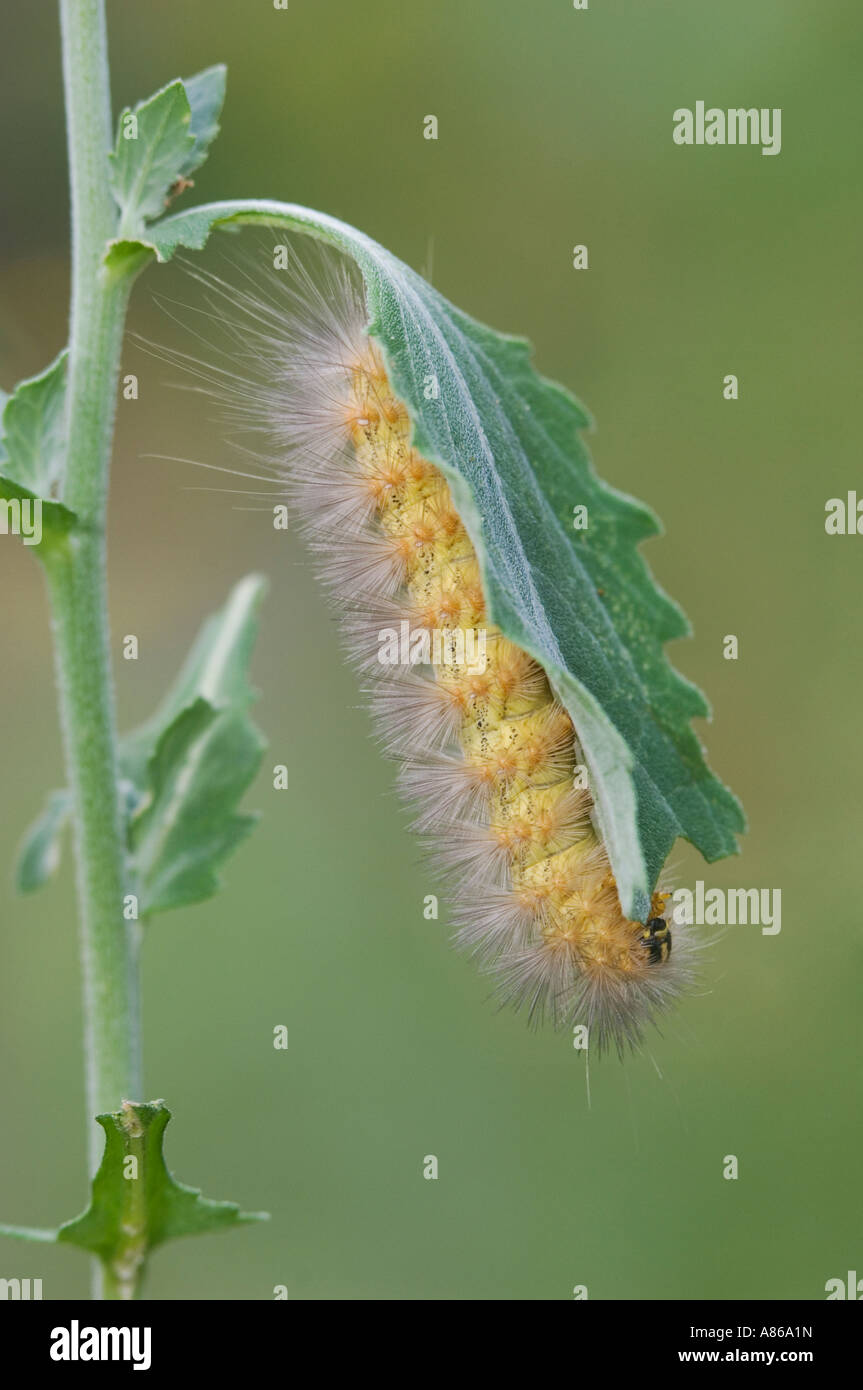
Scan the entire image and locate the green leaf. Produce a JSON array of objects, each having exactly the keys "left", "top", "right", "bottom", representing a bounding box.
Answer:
[
  {"left": 56, "top": 1101, "right": 266, "bottom": 1294},
  {"left": 109, "top": 68, "right": 227, "bottom": 238},
  {"left": 0, "top": 473, "right": 76, "bottom": 555},
  {"left": 15, "top": 579, "right": 266, "bottom": 912},
  {"left": 0, "top": 355, "right": 75, "bottom": 556},
  {"left": 110, "top": 81, "right": 194, "bottom": 233},
  {"left": 129, "top": 698, "right": 263, "bottom": 916},
  {"left": 15, "top": 789, "right": 71, "bottom": 893},
  {"left": 121, "top": 574, "right": 267, "bottom": 917},
  {"left": 1, "top": 351, "right": 67, "bottom": 496},
  {"left": 102, "top": 238, "right": 159, "bottom": 282},
  {"left": 179, "top": 64, "right": 227, "bottom": 177},
  {"left": 127, "top": 200, "right": 744, "bottom": 918}
]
